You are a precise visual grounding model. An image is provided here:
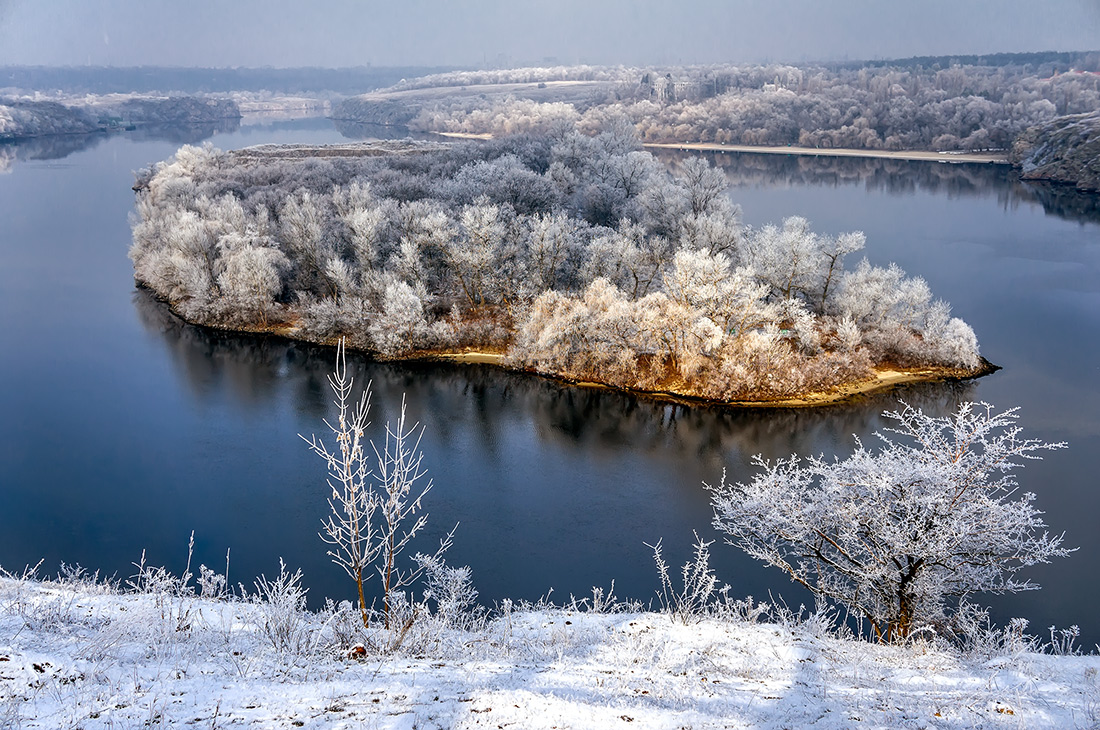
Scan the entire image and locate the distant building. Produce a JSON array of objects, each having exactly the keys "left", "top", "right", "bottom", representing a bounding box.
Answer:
[{"left": 642, "top": 72, "right": 712, "bottom": 104}]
